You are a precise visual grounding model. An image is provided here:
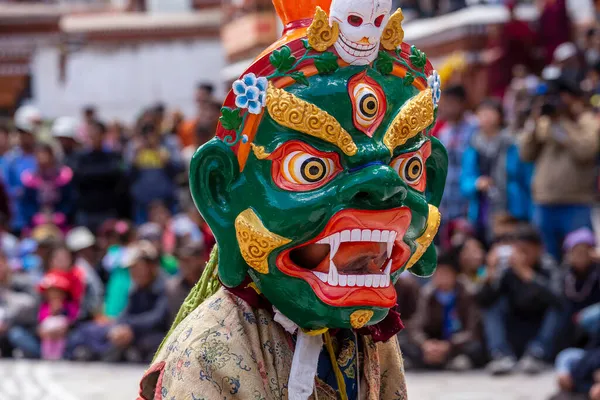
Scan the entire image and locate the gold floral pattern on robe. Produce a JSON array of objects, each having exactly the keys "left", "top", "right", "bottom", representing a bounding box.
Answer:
[{"left": 139, "top": 288, "right": 408, "bottom": 400}]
